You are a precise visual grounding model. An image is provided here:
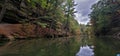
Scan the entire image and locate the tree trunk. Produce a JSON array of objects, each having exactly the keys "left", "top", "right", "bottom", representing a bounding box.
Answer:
[{"left": 0, "top": 0, "right": 9, "bottom": 22}]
